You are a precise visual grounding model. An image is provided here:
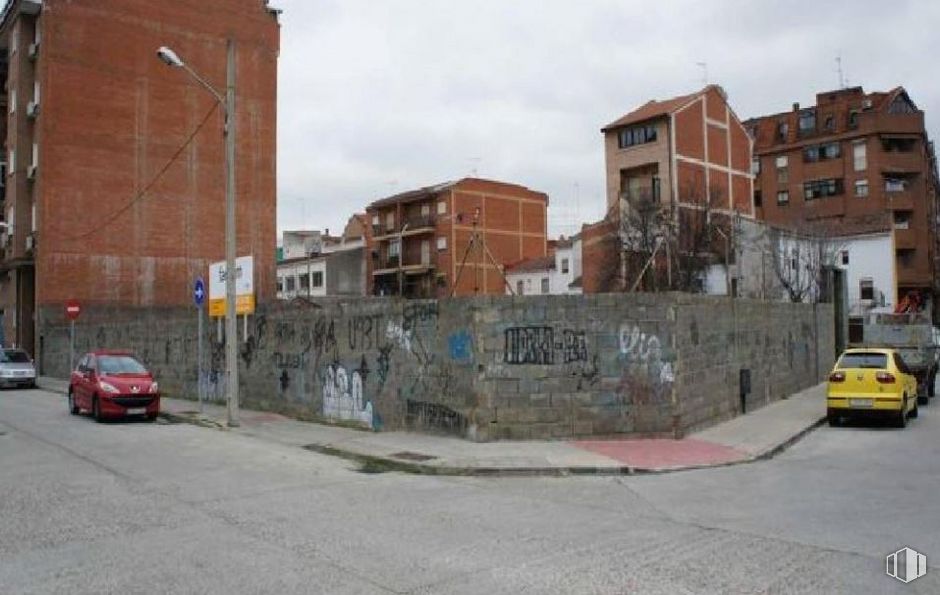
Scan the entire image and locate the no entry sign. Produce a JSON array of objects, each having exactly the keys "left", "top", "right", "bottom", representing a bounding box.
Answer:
[{"left": 65, "top": 300, "right": 81, "bottom": 321}]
